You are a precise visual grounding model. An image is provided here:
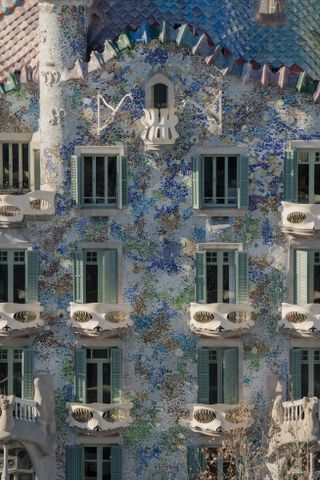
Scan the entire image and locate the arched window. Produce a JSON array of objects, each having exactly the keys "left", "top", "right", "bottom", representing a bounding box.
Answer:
[
  {"left": 153, "top": 83, "right": 168, "bottom": 109},
  {"left": 0, "top": 442, "right": 34, "bottom": 480}
]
